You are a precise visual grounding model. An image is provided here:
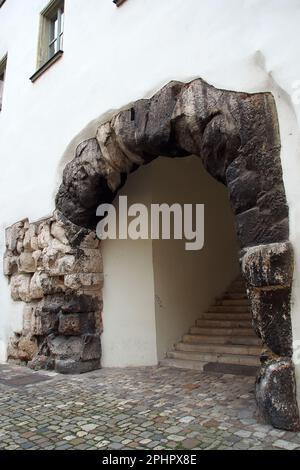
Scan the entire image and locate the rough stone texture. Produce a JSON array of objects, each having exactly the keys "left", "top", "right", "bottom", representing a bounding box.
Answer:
[
  {"left": 58, "top": 312, "right": 96, "bottom": 336},
  {"left": 3, "top": 78, "right": 299, "bottom": 431},
  {"left": 4, "top": 211, "right": 103, "bottom": 375},
  {"left": 248, "top": 286, "right": 293, "bottom": 357},
  {"left": 242, "top": 242, "right": 293, "bottom": 287},
  {"left": 256, "top": 358, "right": 300, "bottom": 431}
]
